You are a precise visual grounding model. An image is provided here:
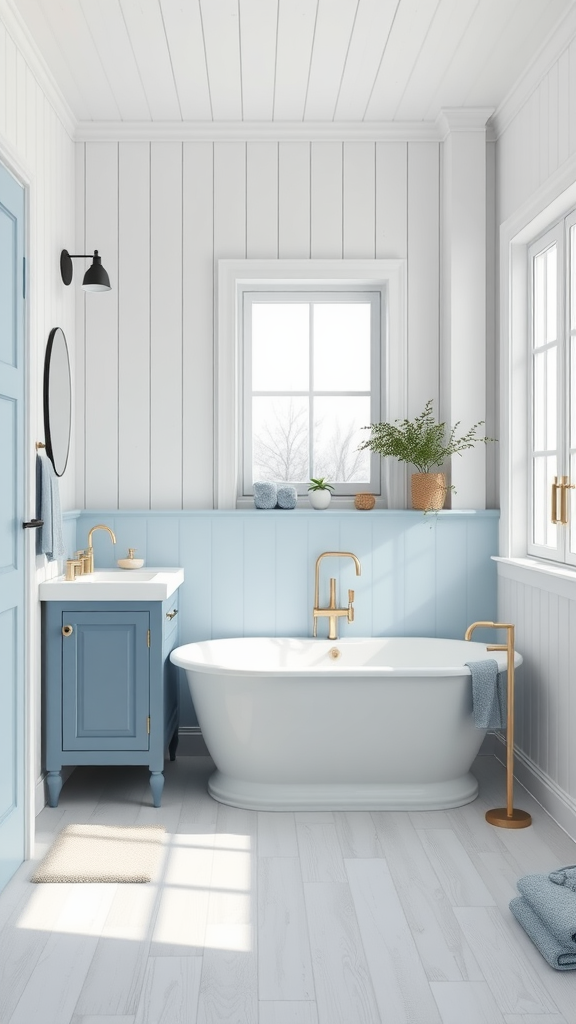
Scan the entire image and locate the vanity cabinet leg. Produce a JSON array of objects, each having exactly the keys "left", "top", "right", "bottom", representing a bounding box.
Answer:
[
  {"left": 47, "top": 771, "right": 62, "bottom": 807},
  {"left": 149, "top": 771, "right": 164, "bottom": 807},
  {"left": 168, "top": 727, "right": 179, "bottom": 761}
]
